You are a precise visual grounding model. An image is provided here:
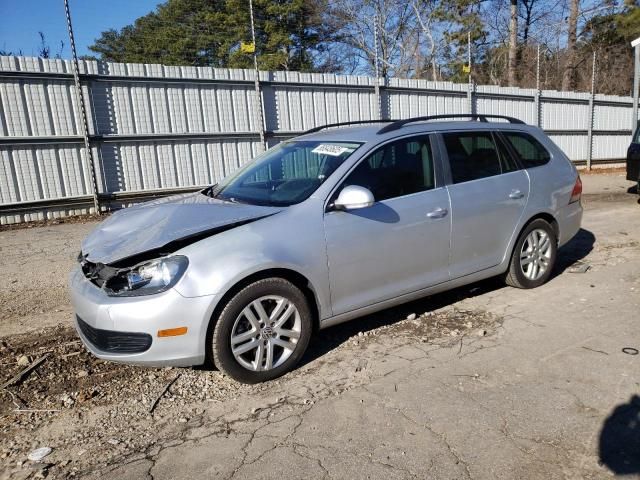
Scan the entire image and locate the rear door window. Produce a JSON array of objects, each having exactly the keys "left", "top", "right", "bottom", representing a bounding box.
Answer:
[
  {"left": 442, "top": 131, "right": 516, "bottom": 184},
  {"left": 502, "top": 131, "right": 551, "bottom": 168}
]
